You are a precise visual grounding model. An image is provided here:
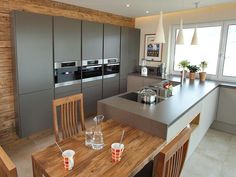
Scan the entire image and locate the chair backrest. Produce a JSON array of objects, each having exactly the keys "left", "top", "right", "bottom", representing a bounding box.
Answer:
[
  {"left": 153, "top": 127, "right": 191, "bottom": 177},
  {"left": 52, "top": 93, "right": 86, "bottom": 142},
  {"left": 0, "top": 146, "right": 17, "bottom": 177}
]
